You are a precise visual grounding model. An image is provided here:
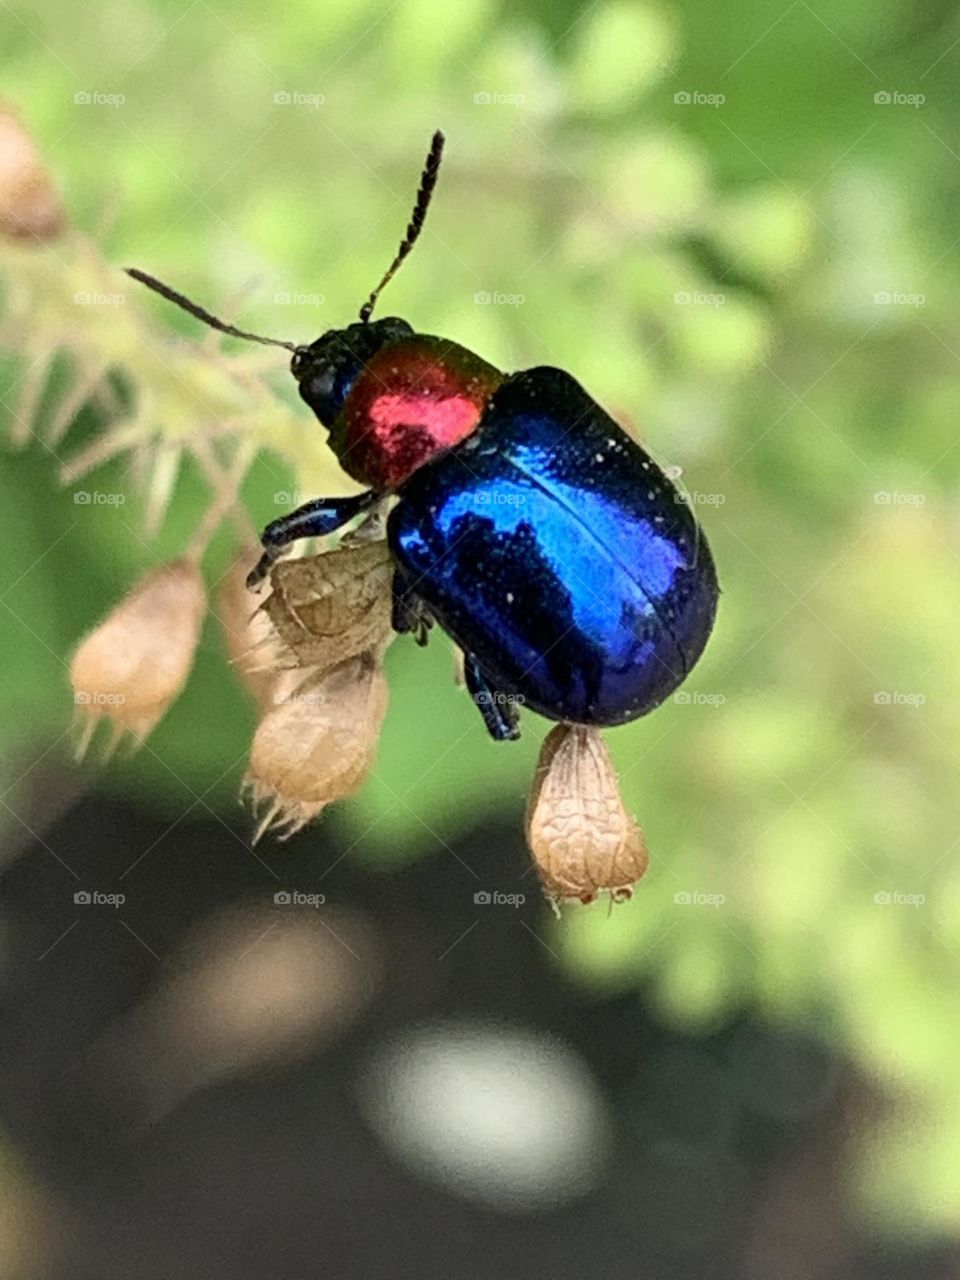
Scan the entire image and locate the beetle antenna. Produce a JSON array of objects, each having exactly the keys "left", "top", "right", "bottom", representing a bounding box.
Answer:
[
  {"left": 125, "top": 268, "right": 297, "bottom": 351},
  {"left": 359, "top": 130, "right": 445, "bottom": 324}
]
